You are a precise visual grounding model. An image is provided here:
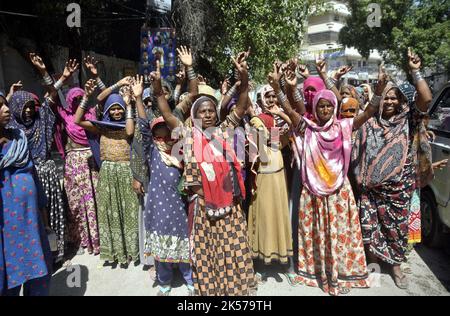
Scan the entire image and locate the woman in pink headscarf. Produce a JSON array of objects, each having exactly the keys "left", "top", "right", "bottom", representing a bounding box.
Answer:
[
  {"left": 57, "top": 87, "right": 100, "bottom": 256},
  {"left": 268, "top": 63, "right": 386, "bottom": 295}
]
